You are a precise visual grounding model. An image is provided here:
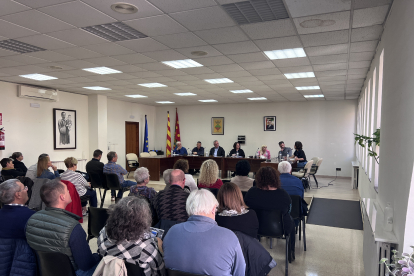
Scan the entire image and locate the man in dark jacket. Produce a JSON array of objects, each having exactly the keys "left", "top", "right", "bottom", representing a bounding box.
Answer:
[
  {"left": 209, "top": 140, "right": 225, "bottom": 157},
  {"left": 1, "top": 158, "right": 25, "bottom": 180},
  {"left": 26, "top": 180, "right": 100, "bottom": 276},
  {"left": 86, "top": 149, "right": 111, "bottom": 201}
]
